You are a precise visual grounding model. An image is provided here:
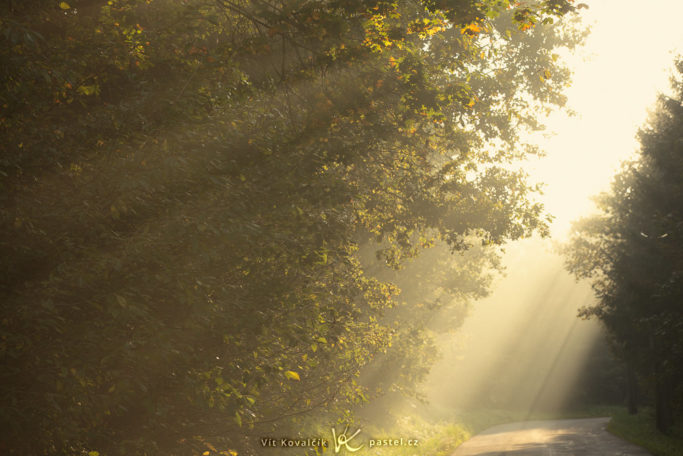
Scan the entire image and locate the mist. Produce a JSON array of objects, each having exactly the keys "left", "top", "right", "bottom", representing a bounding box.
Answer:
[{"left": 425, "top": 238, "right": 605, "bottom": 415}]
